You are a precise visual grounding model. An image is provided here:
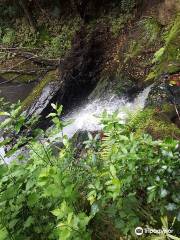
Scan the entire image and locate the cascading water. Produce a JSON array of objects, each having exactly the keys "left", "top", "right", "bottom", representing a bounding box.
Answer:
[{"left": 62, "top": 85, "right": 152, "bottom": 138}]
